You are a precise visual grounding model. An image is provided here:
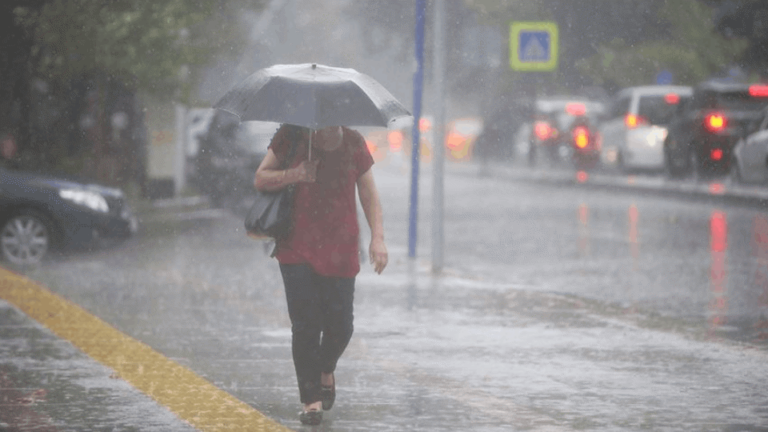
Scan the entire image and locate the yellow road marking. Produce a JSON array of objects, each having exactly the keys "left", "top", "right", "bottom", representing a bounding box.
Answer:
[{"left": 0, "top": 267, "right": 292, "bottom": 432}]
